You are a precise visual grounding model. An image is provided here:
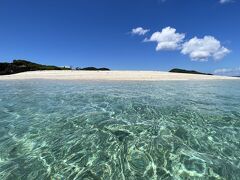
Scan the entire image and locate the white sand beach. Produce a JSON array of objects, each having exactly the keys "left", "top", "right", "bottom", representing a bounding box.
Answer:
[{"left": 0, "top": 70, "right": 238, "bottom": 81}]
